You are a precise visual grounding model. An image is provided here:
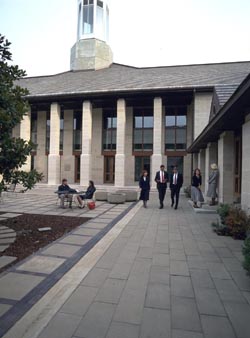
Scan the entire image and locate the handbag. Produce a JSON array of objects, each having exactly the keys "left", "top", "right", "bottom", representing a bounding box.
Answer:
[{"left": 87, "top": 201, "right": 96, "bottom": 210}]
